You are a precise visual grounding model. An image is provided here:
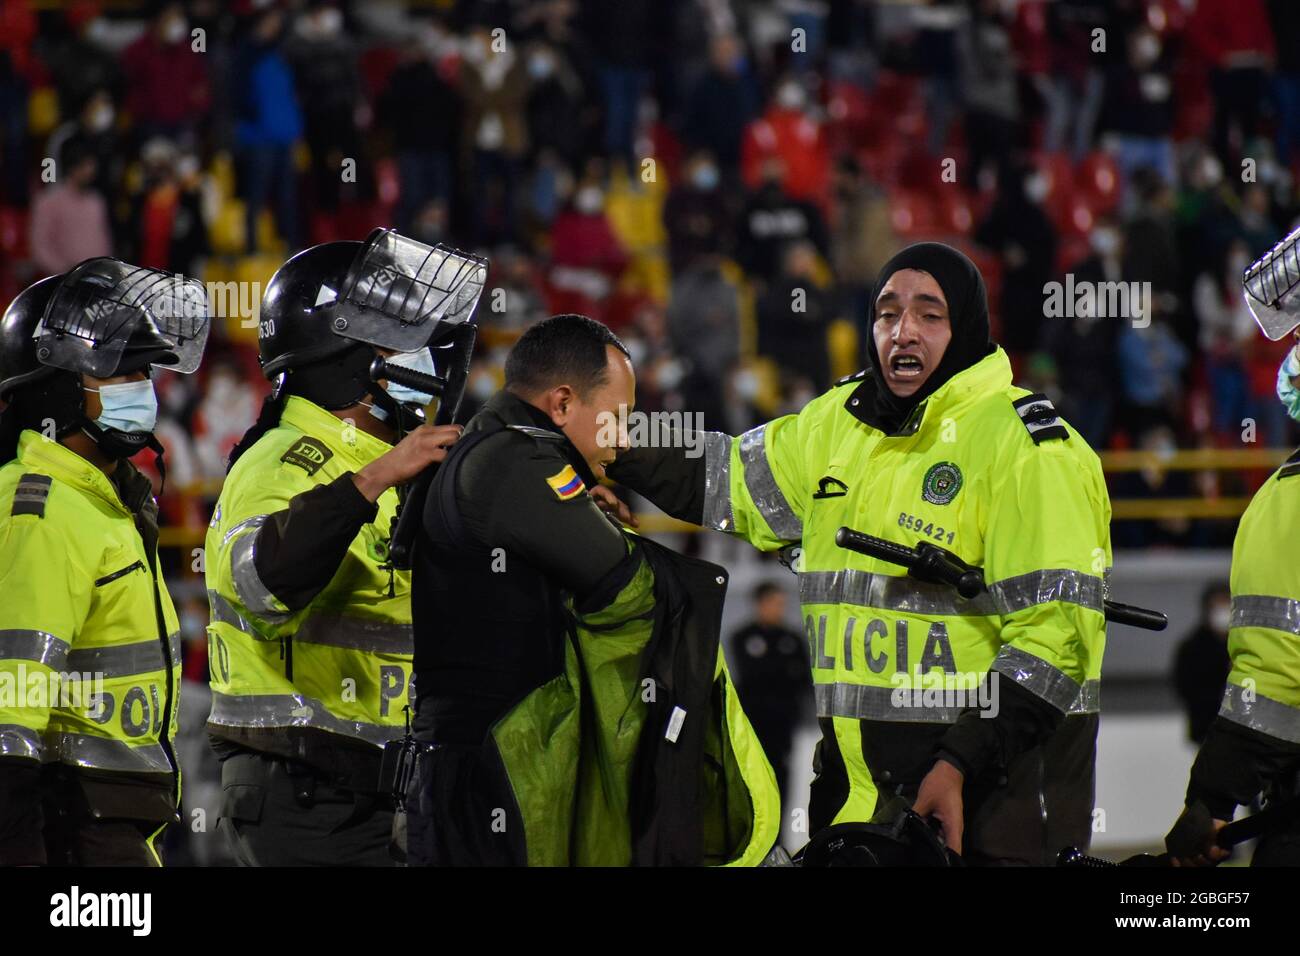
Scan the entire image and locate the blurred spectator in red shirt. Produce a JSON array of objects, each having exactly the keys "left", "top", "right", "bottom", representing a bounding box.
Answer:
[
  {"left": 126, "top": 138, "right": 209, "bottom": 274},
  {"left": 741, "top": 76, "right": 829, "bottom": 210},
  {"left": 123, "top": 2, "right": 211, "bottom": 144},
  {"left": 28, "top": 142, "right": 111, "bottom": 274},
  {"left": 546, "top": 177, "right": 628, "bottom": 325}
]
